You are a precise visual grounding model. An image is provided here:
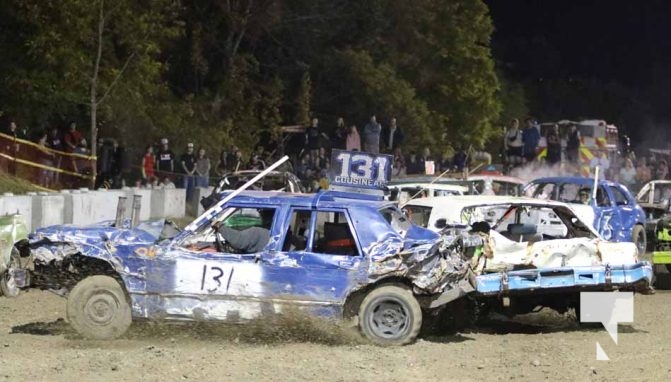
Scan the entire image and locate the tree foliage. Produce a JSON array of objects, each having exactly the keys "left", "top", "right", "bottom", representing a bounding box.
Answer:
[{"left": 0, "top": 0, "right": 516, "bottom": 161}]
